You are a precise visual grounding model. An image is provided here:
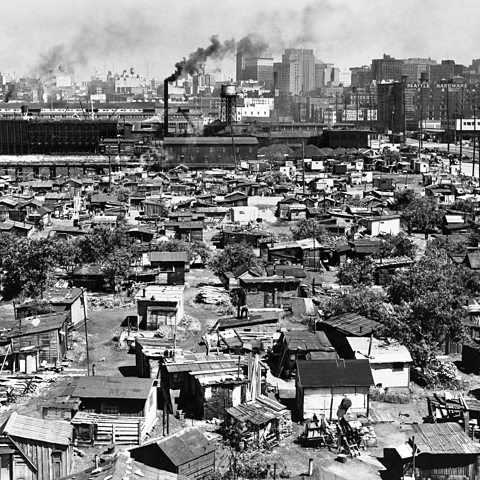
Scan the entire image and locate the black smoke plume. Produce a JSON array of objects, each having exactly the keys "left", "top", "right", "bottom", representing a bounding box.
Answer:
[
  {"left": 4, "top": 84, "right": 16, "bottom": 103},
  {"left": 236, "top": 33, "right": 269, "bottom": 58},
  {"left": 166, "top": 35, "right": 236, "bottom": 82}
]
